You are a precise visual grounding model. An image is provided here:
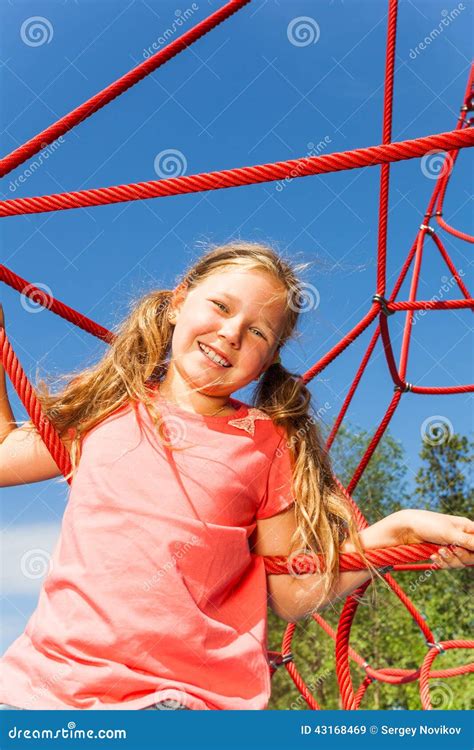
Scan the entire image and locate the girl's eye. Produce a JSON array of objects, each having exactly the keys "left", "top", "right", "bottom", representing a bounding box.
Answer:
[
  {"left": 212, "top": 300, "right": 227, "bottom": 312},
  {"left": 211, "top": 300, "right": 266, "bottom": 340}
]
